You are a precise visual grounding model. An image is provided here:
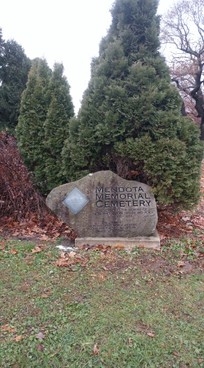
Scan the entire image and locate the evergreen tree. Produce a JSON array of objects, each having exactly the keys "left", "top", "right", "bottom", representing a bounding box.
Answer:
[
  {"left": 62, "top": 0, "right": 203, "bottom": 207},
  {"left": 44, "top": 63, "right": 74, "bottom": 191},
  {"left": 0, "top": 29, "right": 4, "bottom": 65},
  {"left": 16, "top": 58, "right": 51, "bottom": 192},
  {"left": 16, "top": 60, "right": 74, "bottom": 194},
  {"left": 0, "top": 30, "right": 31, "bottom": 131}
]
